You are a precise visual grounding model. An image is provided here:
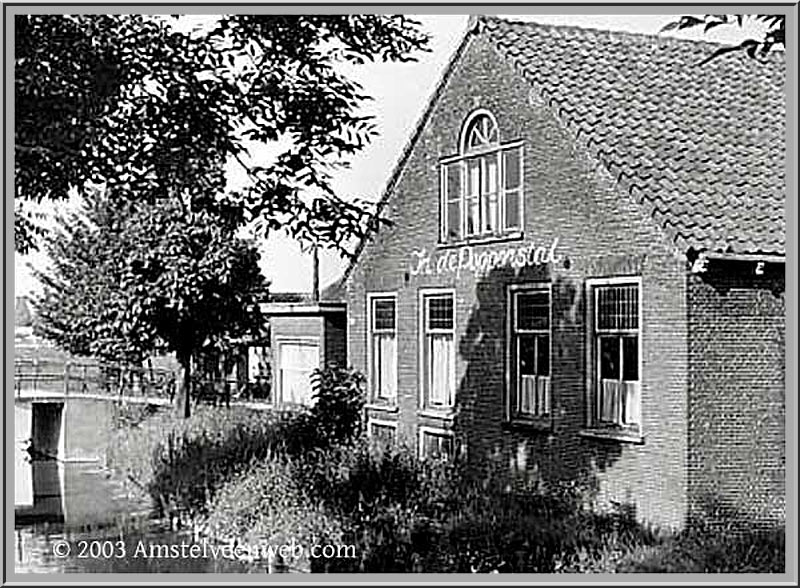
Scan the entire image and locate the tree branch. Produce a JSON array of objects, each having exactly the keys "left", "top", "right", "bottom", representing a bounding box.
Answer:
[{"left": 15, "top": 142, "right": 82, "bottom": 158}]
